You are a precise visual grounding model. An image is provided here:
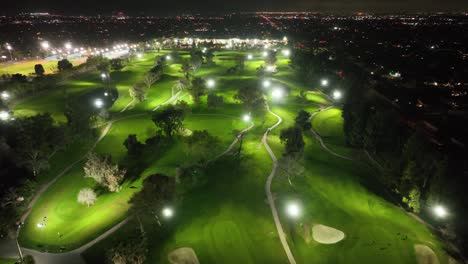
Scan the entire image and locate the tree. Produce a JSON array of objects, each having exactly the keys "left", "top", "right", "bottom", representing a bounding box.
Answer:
[
  {"left": 142, "top": 72, "right": 160, "bottom": 90},
  {"left": 123, "top": 134, "right": 144, "bottom": 157},
  {"left": 188, "top": 77, "right": 206, "bottom": 105},
  {"left": 235, "top": 54, "right": 246, "bottom": 72},
  {"left": 130, "top": 174, "right": 175, "bottom": 222},
  {"left": 264, "top": 51, "right": 277, "bottom": 66},
  {"left": 129, "top": 83, "right": 147, "bottom": 102},
  {"left": 280, "top": 126, "right": 305, "bottom": 155},
  {"left": 77, "top": 188, "right": 97, "bottom": 207},
  {"left": 207, "top": 93, "right": 224, "bottom": 108},
  {"left": 107, "top": 235, "right": 147, "bottom": 264},
  {"left": 278, "top": 154, "right": 304, "bottom": 186},
  {"left": 22, "top": 255, "right": 35, "bottom": 264},
  {"left": 96, "top": 59, "right": 111, "bottom": 73},
  {"left": 184, "top": 130, "right": 220, "bottom": 167},
  {"left": 151, "top": 103, "right": 187, "bottom": 137},
  {"left": 111, "top": 58, "right": 126, "bottom": 71},
  {"left": 34, "top": 64, "right": 45, "bottom": 76},
  {"left": 64, "top": 100, "right": 95, "bottom": 138},
  {"left": 234, "top": 85, "right": 265, "bottom": 113},
  {"left": 15, "top": 114, "right": 66, "bottom": 177},
  {"left": 402, "top": 187, "right": 421, "bottom": 213},
  {"left": 83, "top": 153, "right": 126, "bottom": 192},
  {"left": 205, "top": 49, "right": 215, "bottom": 64},
  {"left": 58, "top": 59, "right": 73, "bottom": 71},
  {"left": 295, "top": 110, "right": 311, "bottom": 130},
  {"left": 190, "top": 54, "right": 203, "bottom": 72},
  {"left": 172, "top": 78, "right": 189, "bottom": 94},
  {"left": 180, "top": 60, "right": 192, "bottom": 79}
]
